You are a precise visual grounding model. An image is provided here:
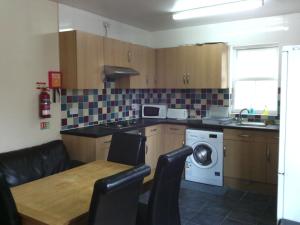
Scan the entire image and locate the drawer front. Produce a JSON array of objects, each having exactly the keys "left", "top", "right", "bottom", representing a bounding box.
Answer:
[
  {"left": 224, "top": 129, "right": 255, "bottom": 141},
  {"left": 224, "top": 129, "right": 279, "bottom": 143},
  {"left": 164, "top": 124, "right": 186, "bottom": 135},
  {"left": 98, "top": 135, "right": 112, "bottom": 145},
  {"left": 145, "top": 125, "right": 162, "bottom": 137}
]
